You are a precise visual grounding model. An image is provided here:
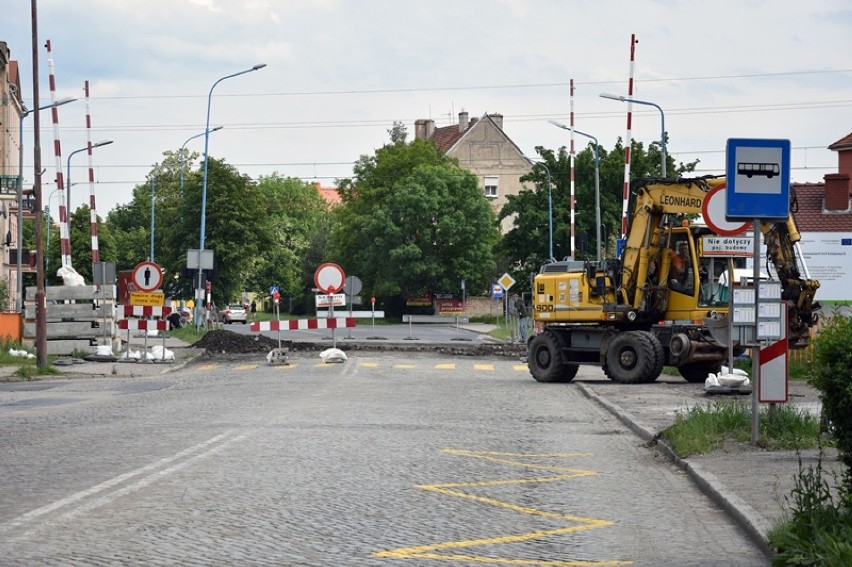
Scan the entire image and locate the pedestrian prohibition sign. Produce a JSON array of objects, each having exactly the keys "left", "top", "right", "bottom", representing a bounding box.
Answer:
[{"left": 131, "top": 261, "right": 163, "bottom": 292}]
